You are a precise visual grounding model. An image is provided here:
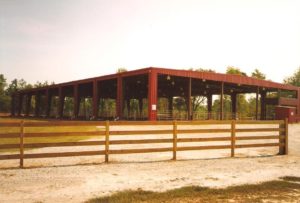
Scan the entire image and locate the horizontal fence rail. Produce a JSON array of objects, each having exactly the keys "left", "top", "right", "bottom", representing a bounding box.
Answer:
[{"left": 0, "top": 119, "right": 288, "bottom": 168}]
